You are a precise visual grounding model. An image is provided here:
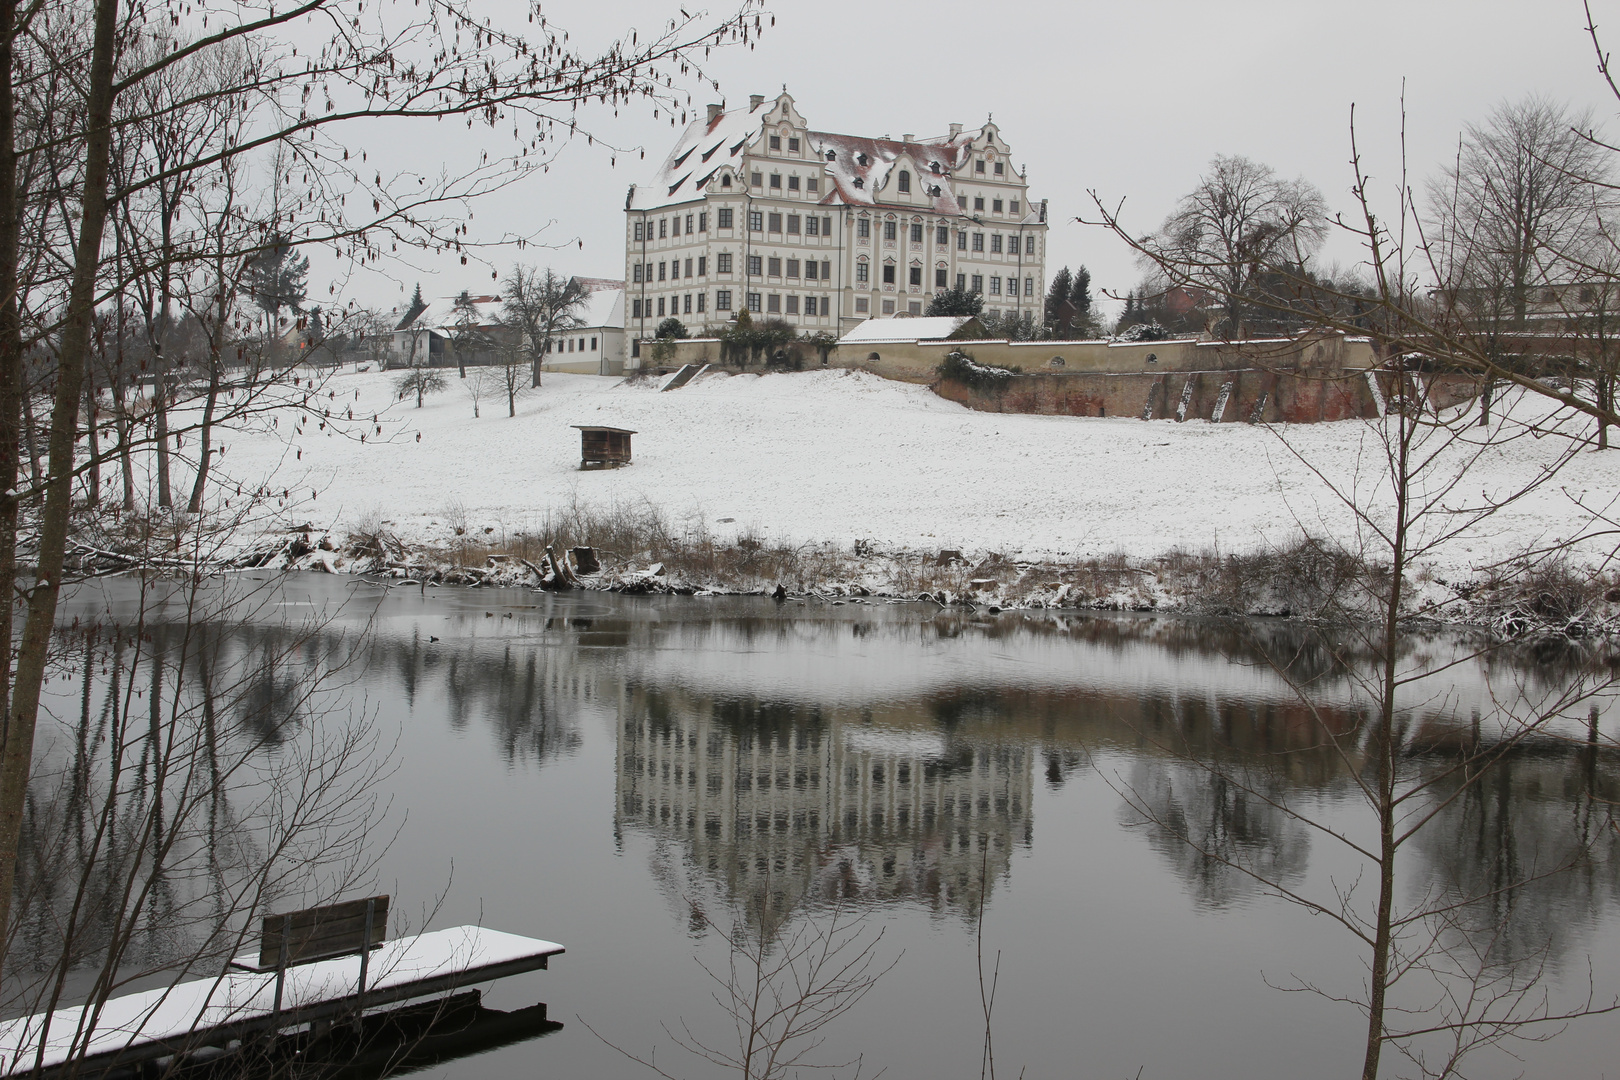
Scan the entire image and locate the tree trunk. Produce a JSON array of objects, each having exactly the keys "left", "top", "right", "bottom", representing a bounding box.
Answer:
[
  {"left": 0, "top": 0, "right": 22, "bottom": 795},
  {"left": 187, "top": 354, "right": 220, "bottom": 513},
  {"left": 84, "top": 379, "right": 101, "bottom": 506},
  {"left": 1478, "top": 378, "right": 1494, "bottom": 427},
  {"left": 20, "top": 376, "right": 40, "bottom": 493},
  {"left": 0, "top": 0, "right": 120, "bottom": 988},
  {"left": 153, "top": 376, "right": 172, "bottom": 508}
]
